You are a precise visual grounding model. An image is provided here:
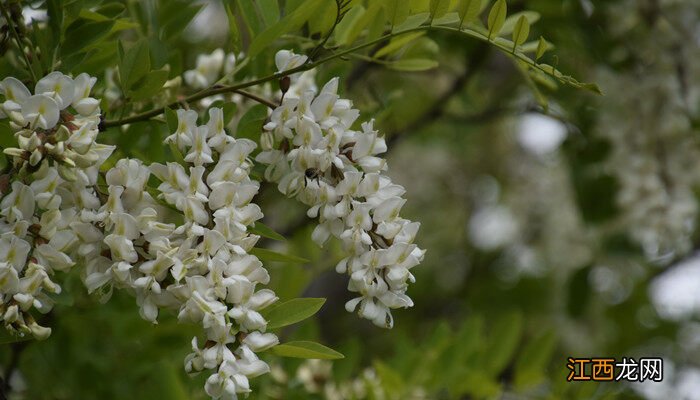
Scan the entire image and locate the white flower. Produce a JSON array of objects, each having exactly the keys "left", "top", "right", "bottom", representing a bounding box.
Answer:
[
  {"left": 242, "top": 331, "right": 278, "bottom": 351},
  {"left": 256, "top": 69, "right": 425, "bottom": 328},
  {"left": 1, "top": 77, "right": 31, "bottom": 114},
  {"left": 165, "top": 109, "right": 198, "bottom": 151},
  {"left": 71, "top": 73, "right": 100, "bottom": 116},
  {"left": 275, "top": 50, "right": 308, "bottom": 74},
  {"left": 184, "top": 126, "right": 214, "bottom": 165},
  {"left": 35, "top": 71, "right": 75, "bottom": 110},
  {"left": 184, "top": 49, "right": 226, "bottom": 89},
  {"left": 21, "top": 94, "right": 59, "bottom": 130}
]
